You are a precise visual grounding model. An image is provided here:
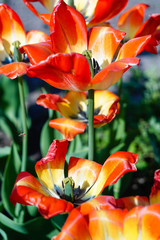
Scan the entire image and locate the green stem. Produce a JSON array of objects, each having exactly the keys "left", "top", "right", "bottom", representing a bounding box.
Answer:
[
  {"left": 118, "top": 77, "right": 122, "bottom": 97},
  {"left": 88, "top": 89, "right": 94, "bottom": 161},
  {"left": 68, "top": 0, "right": 75, "bottom": 8}
]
